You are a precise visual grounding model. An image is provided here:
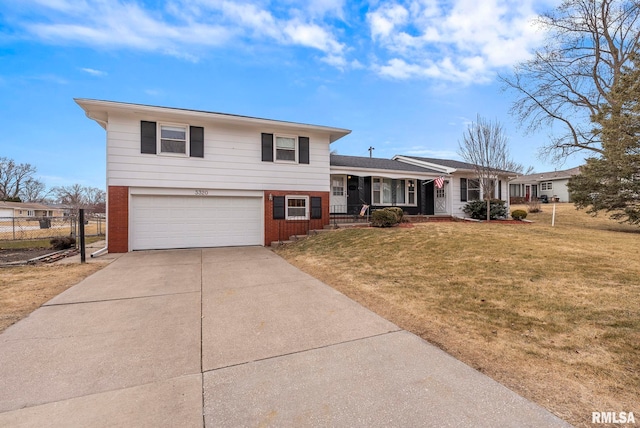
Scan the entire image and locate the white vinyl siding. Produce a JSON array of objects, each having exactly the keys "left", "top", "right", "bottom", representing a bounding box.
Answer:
[
  {"left": 105, "top": 114, "right": 330, "bottom": 192},
  {"left": 539, "top": 179, "right": 571, "bottom": 202}
]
